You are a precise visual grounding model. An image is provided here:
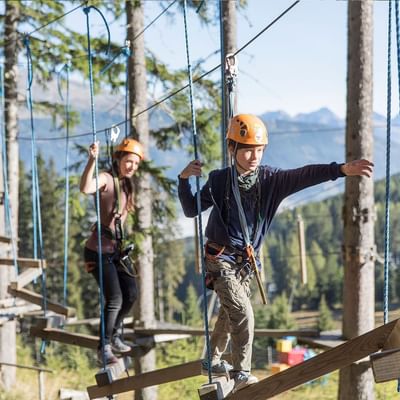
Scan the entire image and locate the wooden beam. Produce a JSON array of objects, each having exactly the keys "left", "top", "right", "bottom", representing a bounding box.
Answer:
[
  {"left": 0, "top": 257, "right": 46, "bottom": 269},
  {"left": 198, "top": 375, "right": 234, "bottom": 400},
  {"left": 11, "top": 267, "right": 43, "bottom": 289},
  {"left": 0, "top": 236, "right": 12, "bottom": 244},
  {"left": 132, "top": 327, "right": 319, "bottom": 338},
  {"left": 87, "top": 359, "right": 202, "bottom": 399},
  {"left": 8, "top": 287, "right": 74, "bottom": 317},
  {"left": 29, "top": 327, "right": 144, "bottom": 358},
  {"left": 297, "top": 332, "right": 345, "bottom": 350},
  {"left": 229, "top": 319, "right": 400, "bottom": 400},
  {"left": 0, "top": 303, "right": 41, "bottom": 317}
]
